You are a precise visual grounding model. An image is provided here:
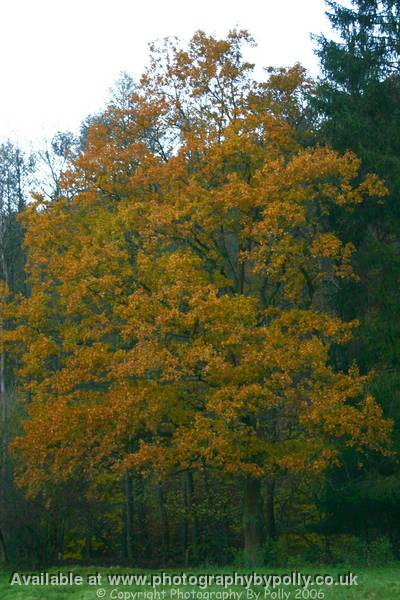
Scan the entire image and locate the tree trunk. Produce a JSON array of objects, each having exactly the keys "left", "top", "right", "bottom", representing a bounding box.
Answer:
[
  {"left": 266, "top": 480, "right": 277, "bottom": 540},
  {"left": 0, "top": 350, "right": 8, "bottom": 553},
  {"left": 135, "top": 477, "right": 148, "bottom": 561},
  {"left": 124, "top": 473, "right": 134, "bottom": 563},
  {"left": 0, "top": 527, "right": 7, "bottom": 563},
  {"left": 186, "top": 471, "right": 199, "bottom": 564},
  {"left": 202, "top": 469, "right": 212, "bottom": 564},
  {"left": 83, "top": 511, "right": 93, "bottom": 563},
  {"left": 243, "top": 476, "right": 264, "bottom": 565},
  {"left": 0, "top": 351, "right": 7, "bottom": 492},
  {"left": 181, "top": 473, "right": 189, "bottom": 566},
  {"left": 156, "top": 481, "right": 170, "bottom": 565}
]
